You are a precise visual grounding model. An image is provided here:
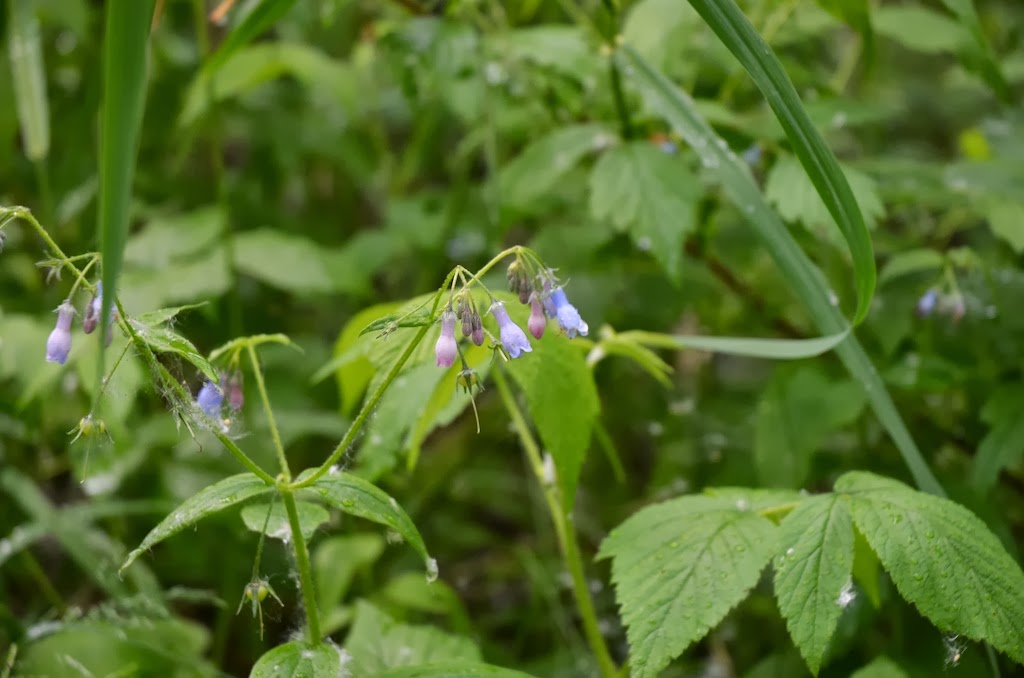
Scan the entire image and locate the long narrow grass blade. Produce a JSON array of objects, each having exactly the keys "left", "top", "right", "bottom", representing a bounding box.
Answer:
[
  {"left": 96, "top": 1, "right": 155, "bottom": 394},
  {"left": 687, "top": 0, "right": 875, "bottom": 325},
  {"left": 204, "top": 0, "right": 297, "bottom": 74},
  {"left": 936, "top": 0, "right": 1012, "bottom": 104},
  {"left": 621, "top": 46, "right": 944, "bottom": 497},
  {"left": 7, "top": 0, "right": 49, "bottom": 161}
]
